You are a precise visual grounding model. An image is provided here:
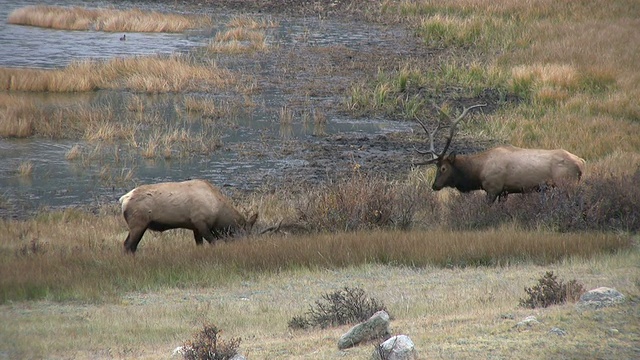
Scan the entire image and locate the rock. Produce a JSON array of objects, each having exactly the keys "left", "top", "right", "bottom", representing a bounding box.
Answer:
[
  {"left": 371, "top": 335, "right": 416, "bottom": 360},
  {"left": 549, "top": 327, "right": 567, "bottom": 336},
  {"left": 337, "top": 310, "right": 390, "bottom": 350},
  {"left": 171, "top": 346, "right": 189, "bottom": 357},
  {"left": 515, "top": 315, "right": 540, "bottom": 330},
  {"left": 576, "top": 287, "right": 625, "bottom": 311}
]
